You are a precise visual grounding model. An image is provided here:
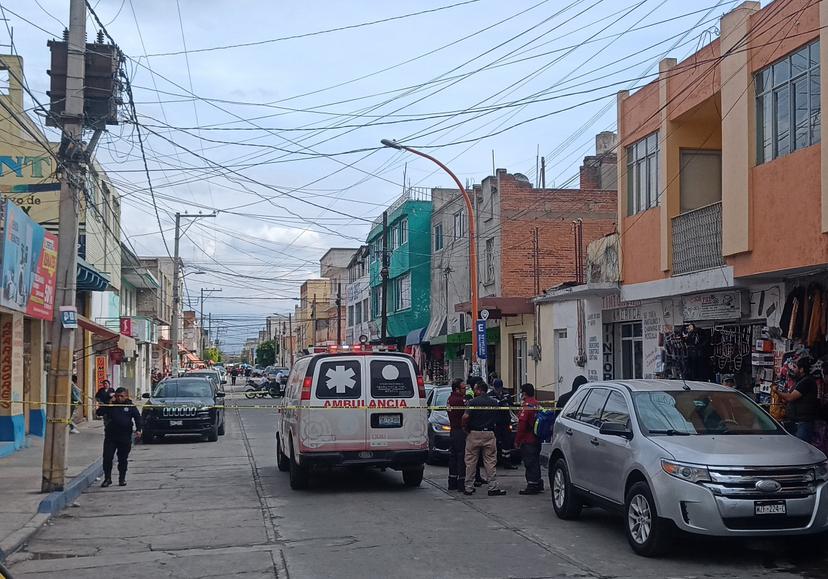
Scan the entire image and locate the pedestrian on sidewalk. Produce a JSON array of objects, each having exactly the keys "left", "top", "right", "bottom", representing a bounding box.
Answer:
[
  {"left": 70, "top": 375, "right": 82, "bottom": 434},
  {"left": 96, "top": 387, "right": 142, "bottom": 487},
  {"left": 447, "top": 378, "right": 467, "bottom": 491},
  {"left": 462, "top": 381, "right": 506, "bottom": 497},
  {"left": 516, "top": 383, "right": 543, "bottom": 495},
  {"left": 557, "top": 375, "right": 587, "bottom": 412}
]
